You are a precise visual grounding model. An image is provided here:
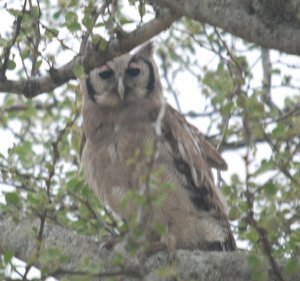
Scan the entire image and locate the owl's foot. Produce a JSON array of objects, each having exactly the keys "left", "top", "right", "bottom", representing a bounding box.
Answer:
[
  {"left": 144, "top": 242, "right": 167, "bottom": 256},
  {"left": 143, "top": 242, "right": 176, "bottom": 261}
]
